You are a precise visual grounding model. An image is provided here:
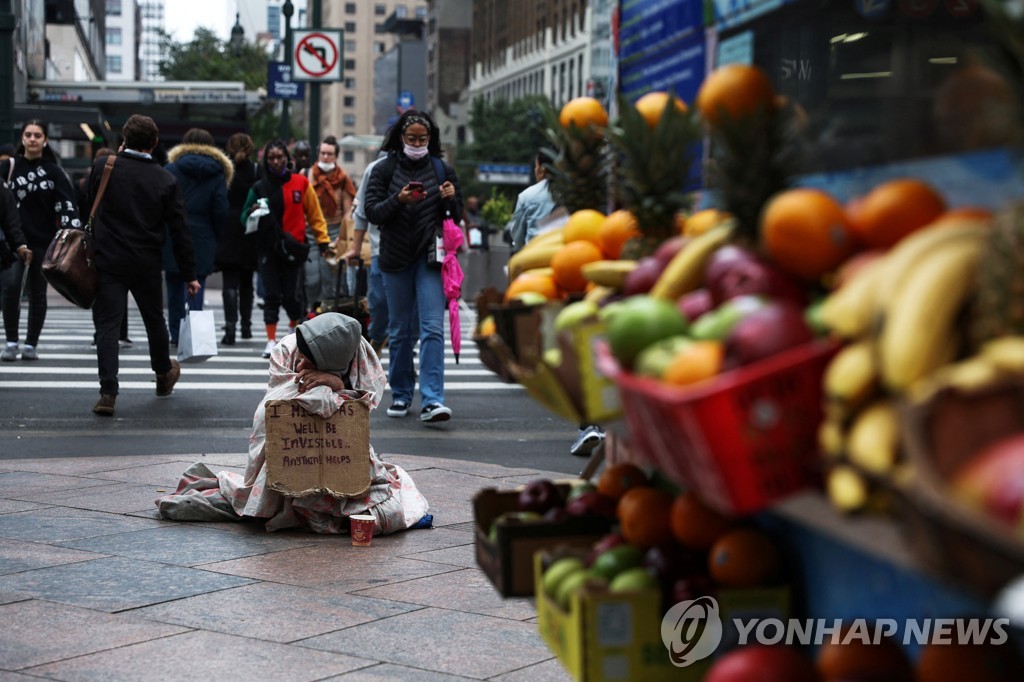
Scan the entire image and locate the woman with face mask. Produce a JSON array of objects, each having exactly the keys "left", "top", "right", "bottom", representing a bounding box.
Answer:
[
  {"left": 363, "top": 110, "right": 463, "bottom": 425},
  {"left": 0, "top": 120, "right": 82, "bottom": 362},
  {"left": 240, "top": 140, "right": 330, "bottom": 358}
]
